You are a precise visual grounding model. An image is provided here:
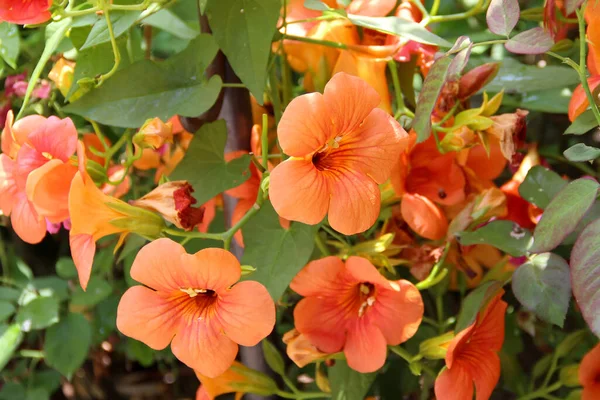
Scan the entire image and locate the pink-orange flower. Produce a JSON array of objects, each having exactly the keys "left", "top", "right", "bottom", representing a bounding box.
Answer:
[
  {"left": 116, "top": 238, "right": 275, "bottom": 377},
  {"left": 269, "top": 73, "right": 408, "bottom": 235},
  {"left": 291, "top": 256, "right": 423, "bottom": 373},
  {"left": 0, "top": 0, "right": 52, "bottom": 24},
  {"left": 580, "top": 343, "right": 600, "bottom": 400},
  {"left": 435, "top": 291, "right": 507, "bottom": 400},
  {"left": 0, "top": 111, "right": 78, "bottom": 243}
]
